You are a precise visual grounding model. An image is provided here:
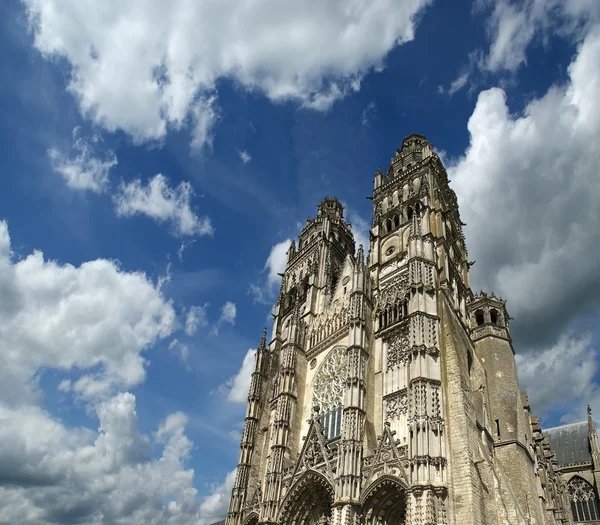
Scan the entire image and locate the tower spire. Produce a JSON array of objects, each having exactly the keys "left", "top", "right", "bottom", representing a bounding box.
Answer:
[{"left": 258, "top": 327, "right": 268, "bottom": 352}]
